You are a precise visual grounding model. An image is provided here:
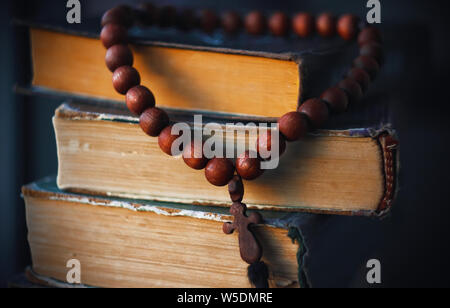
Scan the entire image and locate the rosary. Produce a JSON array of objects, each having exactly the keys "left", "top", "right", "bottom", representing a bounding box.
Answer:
[{"left": 99, "top": 4, "right": 383, "bottom": 288}]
